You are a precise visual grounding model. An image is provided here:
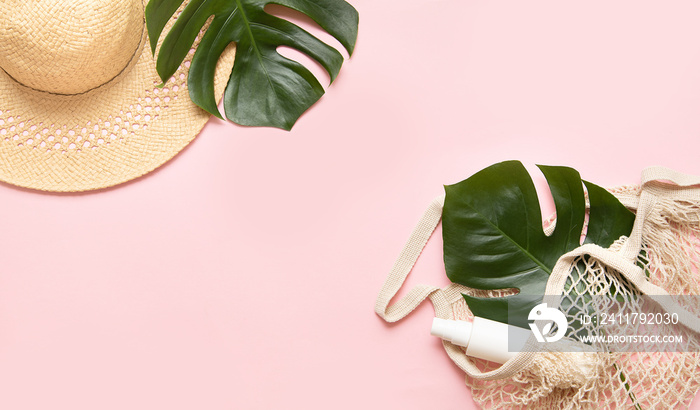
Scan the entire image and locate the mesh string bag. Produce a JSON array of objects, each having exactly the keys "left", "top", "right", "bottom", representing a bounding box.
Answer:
[{"left": 375, "top": 167, "right": 700, "bottom": 409}]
